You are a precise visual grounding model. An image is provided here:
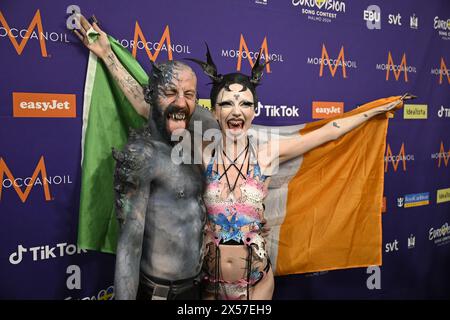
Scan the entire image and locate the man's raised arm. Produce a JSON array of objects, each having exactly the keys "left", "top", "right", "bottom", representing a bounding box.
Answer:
[{"left": 73, "top": 14, "right": 150, "bottom": 119}]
